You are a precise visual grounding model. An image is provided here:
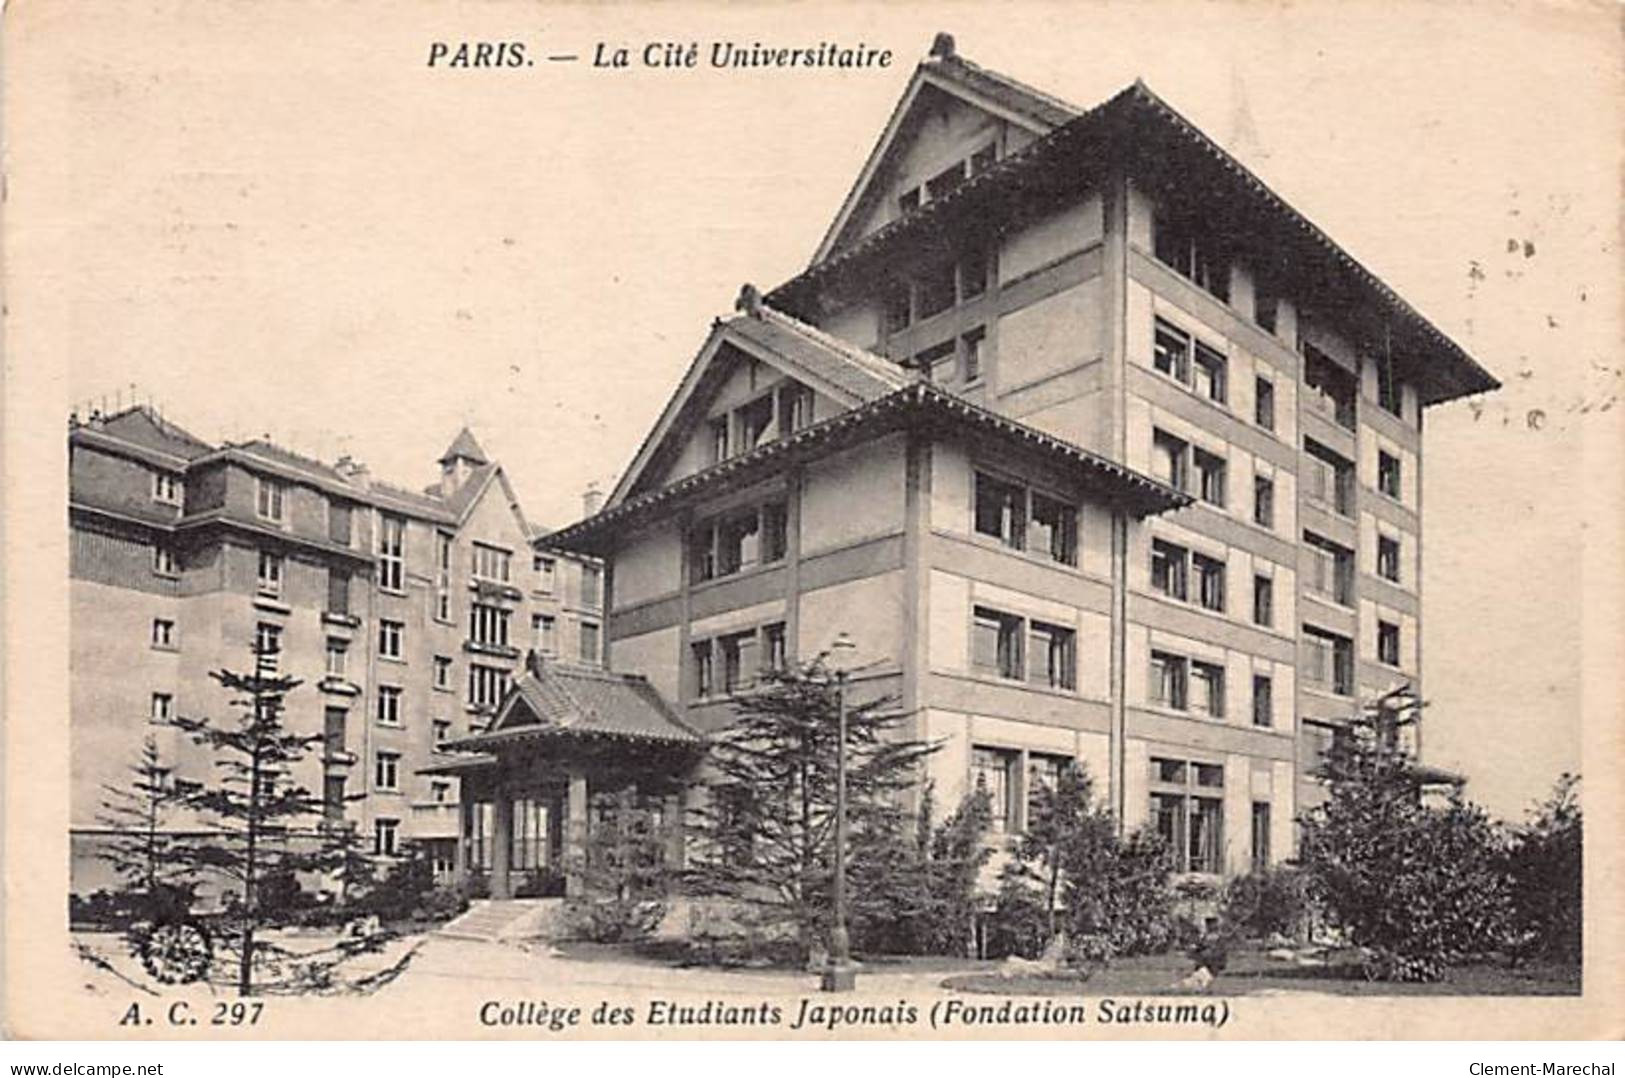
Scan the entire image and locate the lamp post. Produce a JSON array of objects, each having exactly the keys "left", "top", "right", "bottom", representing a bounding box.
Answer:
[{"left": 821, "top": 631, "right": 857, "bottom": 992}]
